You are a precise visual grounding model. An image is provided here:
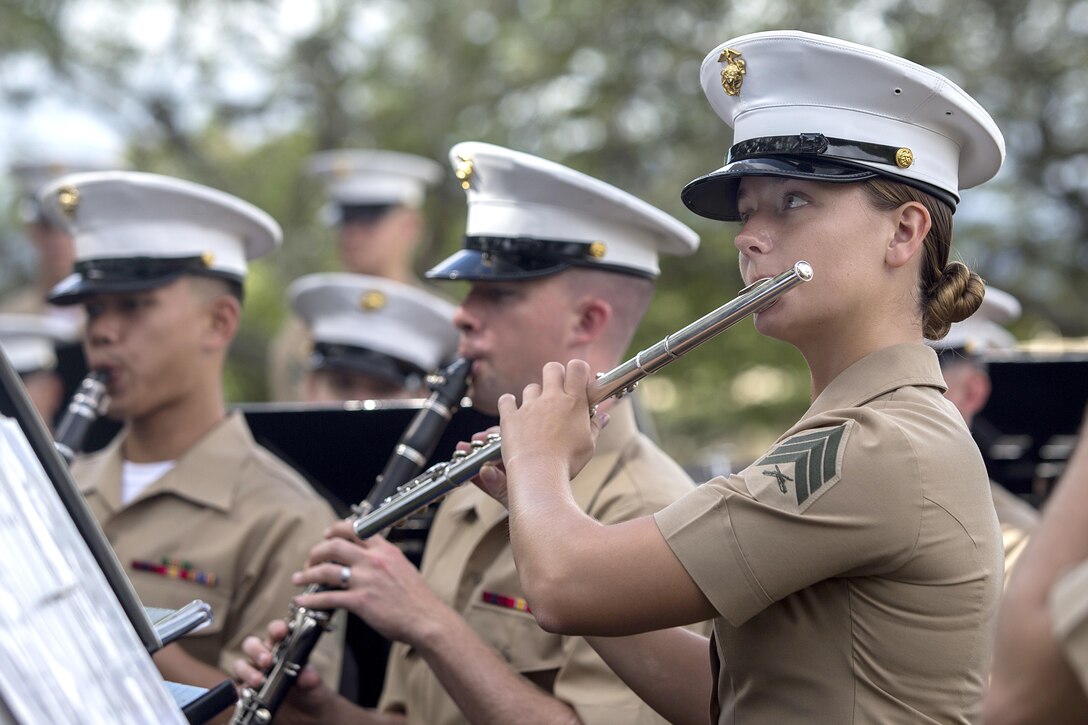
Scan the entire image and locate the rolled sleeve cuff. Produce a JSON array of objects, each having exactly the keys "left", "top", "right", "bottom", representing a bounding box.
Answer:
[{"left": 654, "top": 481, "right": 771, "bottom": 627}]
